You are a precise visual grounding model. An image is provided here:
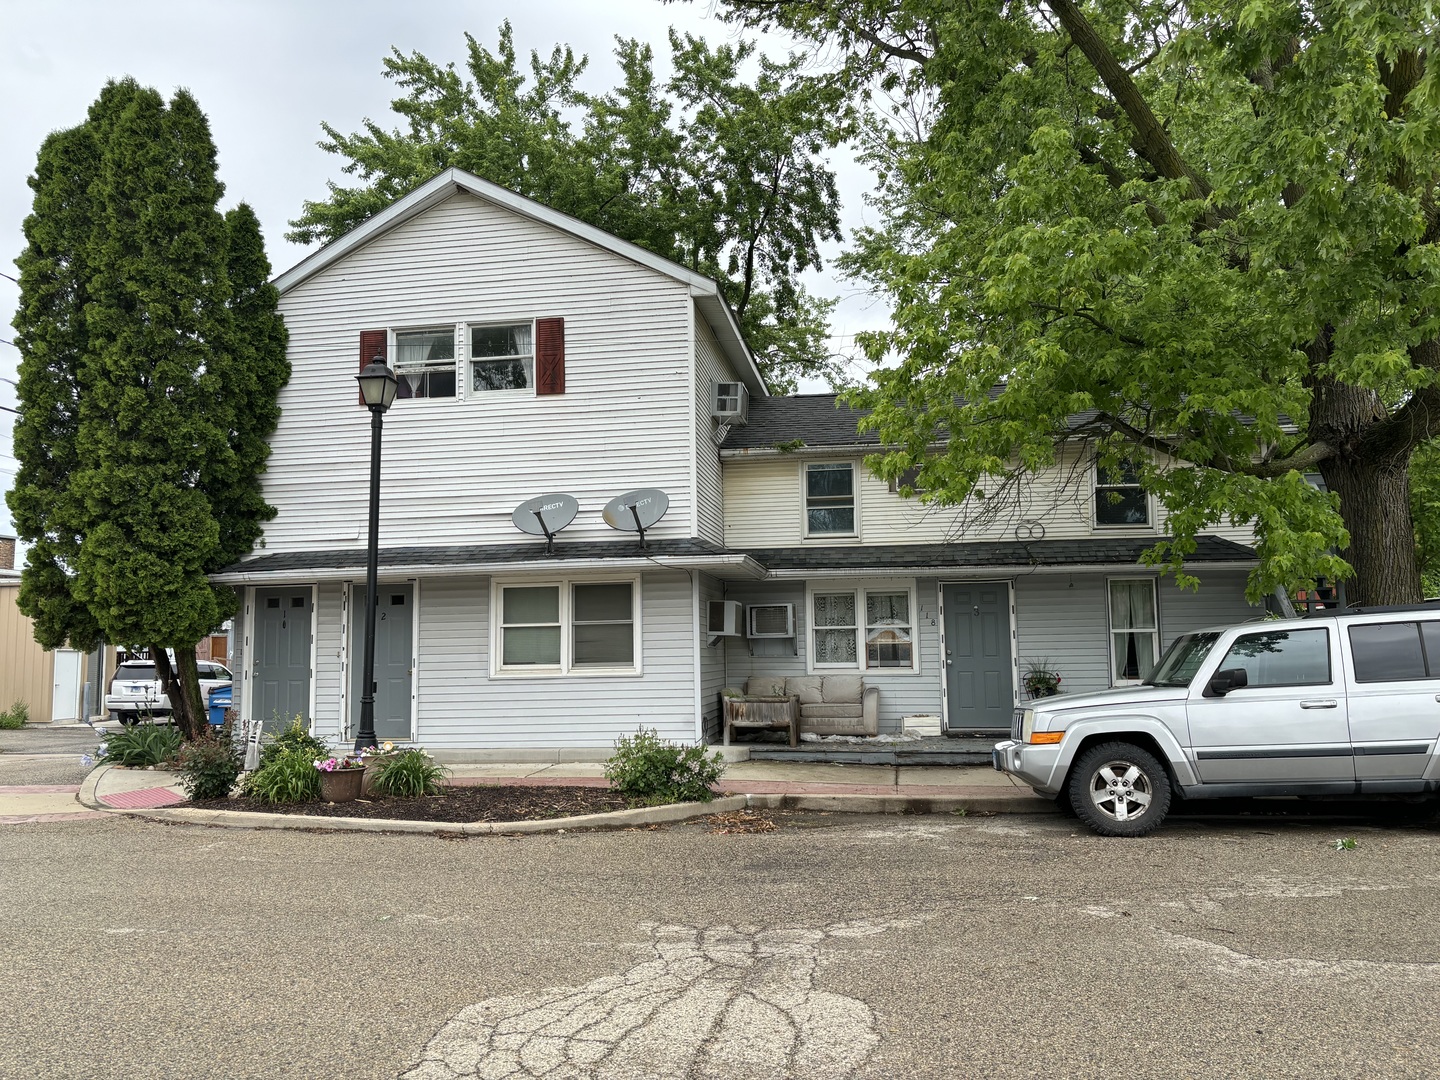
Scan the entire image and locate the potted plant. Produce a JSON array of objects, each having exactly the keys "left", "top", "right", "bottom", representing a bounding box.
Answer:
[
  {"left": 1022, "top": 659, "right": 1062, "bottom": 699},
  {"left": 313, "top": 751, "right": 368, "bottom": 802}
]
